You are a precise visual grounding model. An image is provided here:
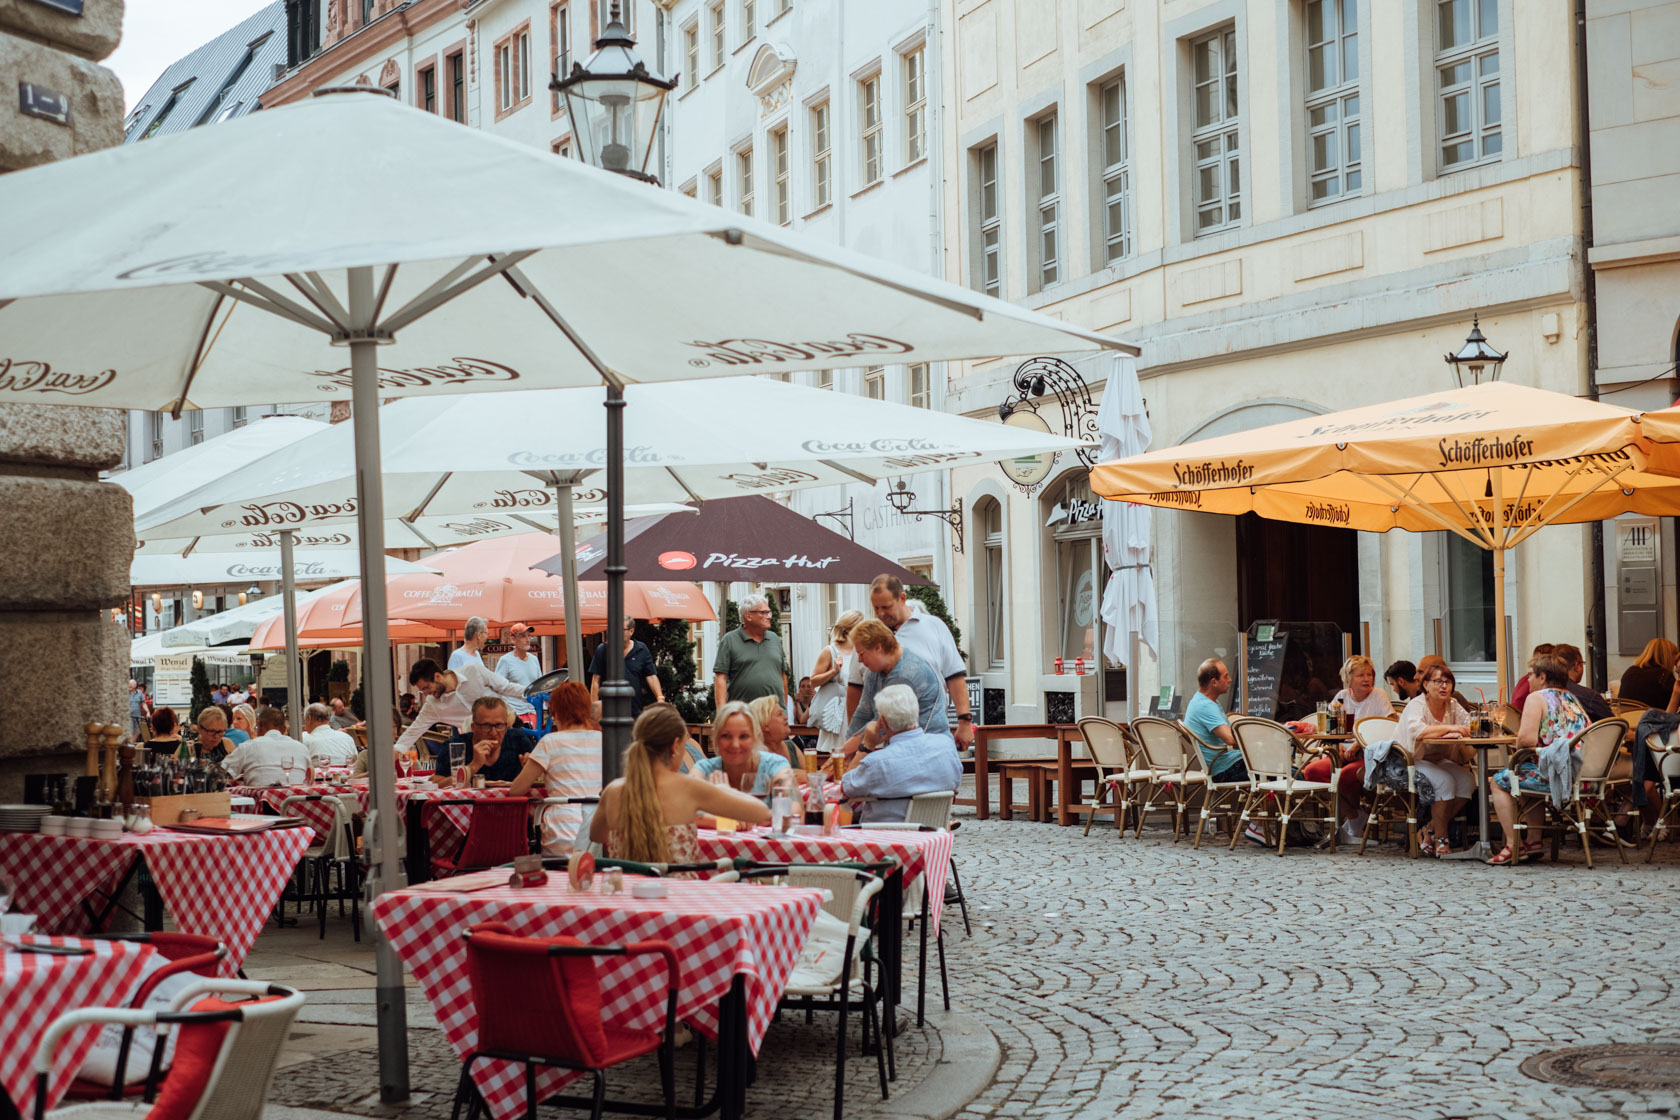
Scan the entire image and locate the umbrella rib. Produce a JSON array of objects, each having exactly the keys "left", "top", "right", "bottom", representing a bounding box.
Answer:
[
  {"left": 404, "top": 472, "right": 452, "bottom": 522},
  {"left": 1358, "top": 473, "right": 1489, "bottom": 547},
  {"left": 1434, "top": 470, "right": 1498, "bottom": 549},
  {"left": 380, "top": 251, "right": 537, "bottom": 334},
  {"left": 1505, "top": 465, "right": 1537, "bottom": 547},
  {"left": 371, "top": 264, "right": 400, "bottom": 324},
  {"left": 283, "top": 274, "right": 351, "bottom": 333},
  {"left": 662, "top": 467, "right": 706, "bottom": 504},
  {"left": 1505, "top": 462, "right": 1629, "bottom": 550},
  {"left": 198, "top": 279, "right": 337, "bottom": 334},
  {"left": 499, "top": 261, "right": 626, "bottom": 389},
  {"left": 301, "top": 271, "right": 351, "bottom": 326},
  {"left": 167, "top": 290, "right": 234, "bottom": 419},
  {"left": 718, "top": 229, "right": 988, "bottom": 322},
  {"left": 820, "top": 459, "right": 880, "bottom": 485}
]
